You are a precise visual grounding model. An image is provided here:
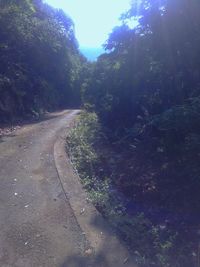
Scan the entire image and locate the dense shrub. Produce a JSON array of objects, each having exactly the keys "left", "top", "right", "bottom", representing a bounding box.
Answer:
[
  {"left": 77, "top": 1, "right": 200, "bottom": 266},
  {"left": 0, "top": 0, "right": 85, "bottom": 122}
]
